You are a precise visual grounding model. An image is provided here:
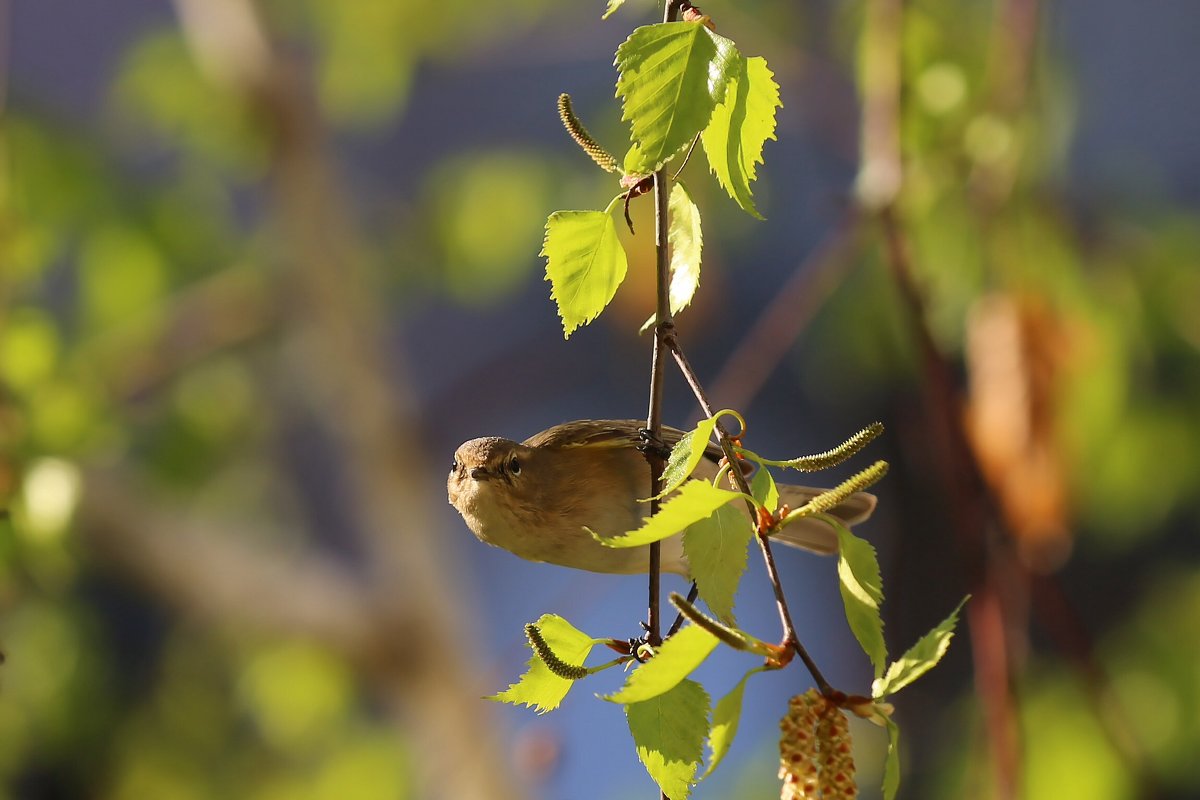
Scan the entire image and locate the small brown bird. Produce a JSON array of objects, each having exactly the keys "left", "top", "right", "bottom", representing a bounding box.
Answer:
[{"left": 448, "top": 420, "right": 875, "bottom": 576}]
